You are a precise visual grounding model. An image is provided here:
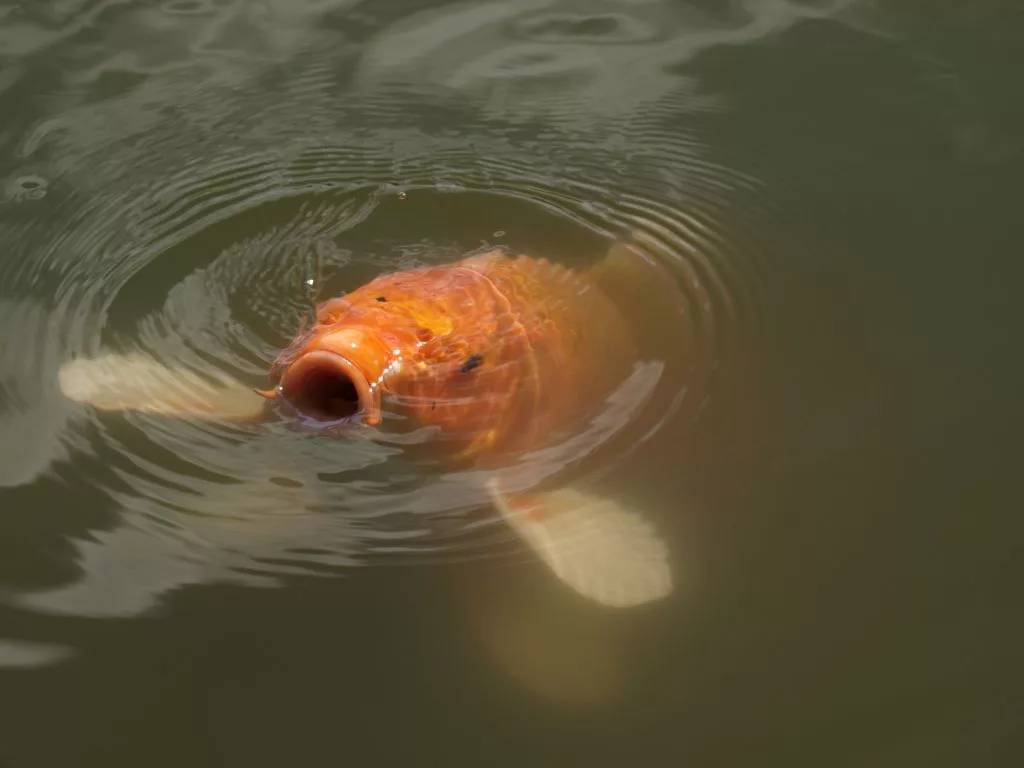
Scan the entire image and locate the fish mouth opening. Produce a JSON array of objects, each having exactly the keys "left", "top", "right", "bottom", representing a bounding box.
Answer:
[{"left": 279, "top": 351, "right": 380, "bottom": 425}]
